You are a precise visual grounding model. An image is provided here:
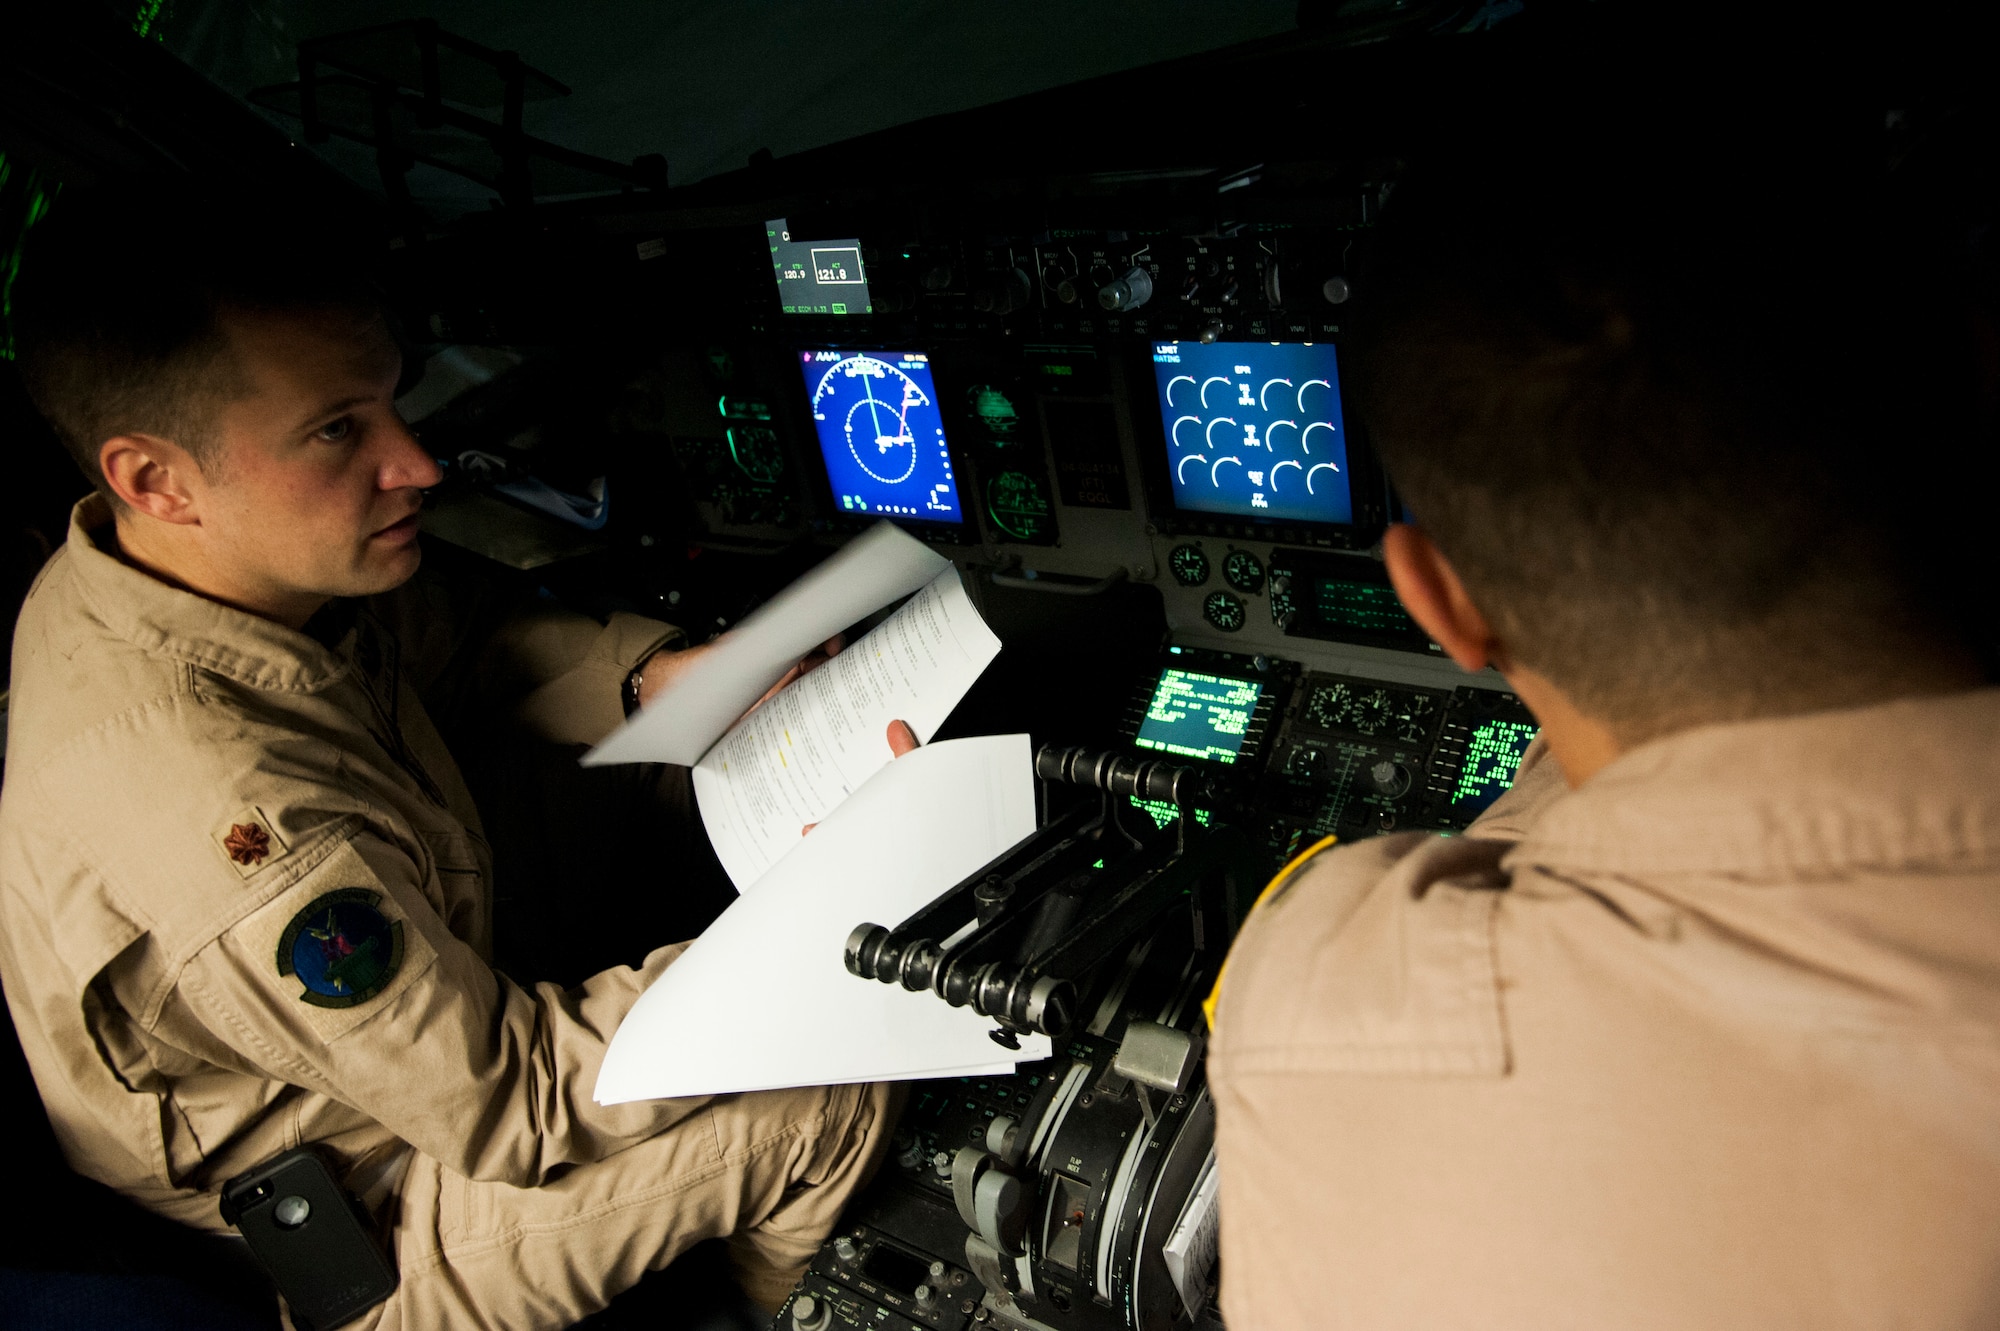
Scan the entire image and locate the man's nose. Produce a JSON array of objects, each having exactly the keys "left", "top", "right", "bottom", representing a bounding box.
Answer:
[{"left": 379, "top": 414, "right": 445, "bottom": 491}]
